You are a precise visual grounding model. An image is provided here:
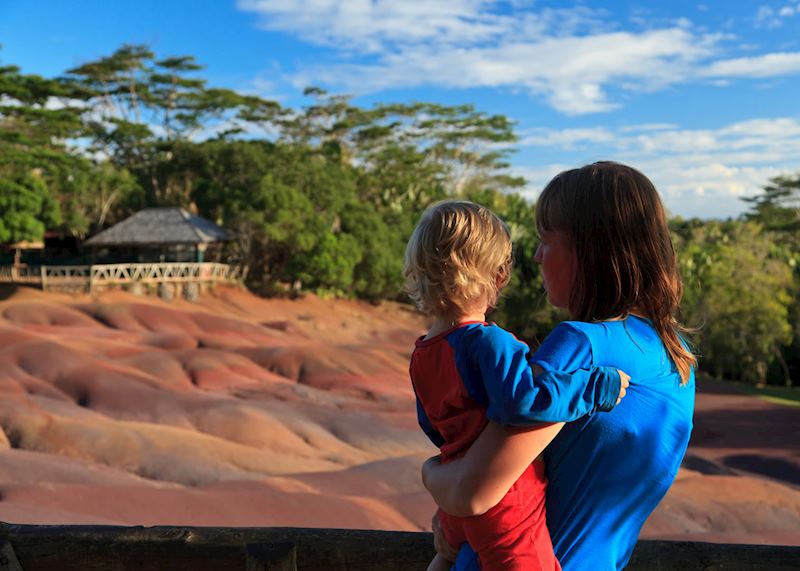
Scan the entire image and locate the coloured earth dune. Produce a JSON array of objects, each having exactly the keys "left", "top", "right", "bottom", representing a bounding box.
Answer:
[{"left": 0, "top": 285, "right": 798, "bottom": 546}]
